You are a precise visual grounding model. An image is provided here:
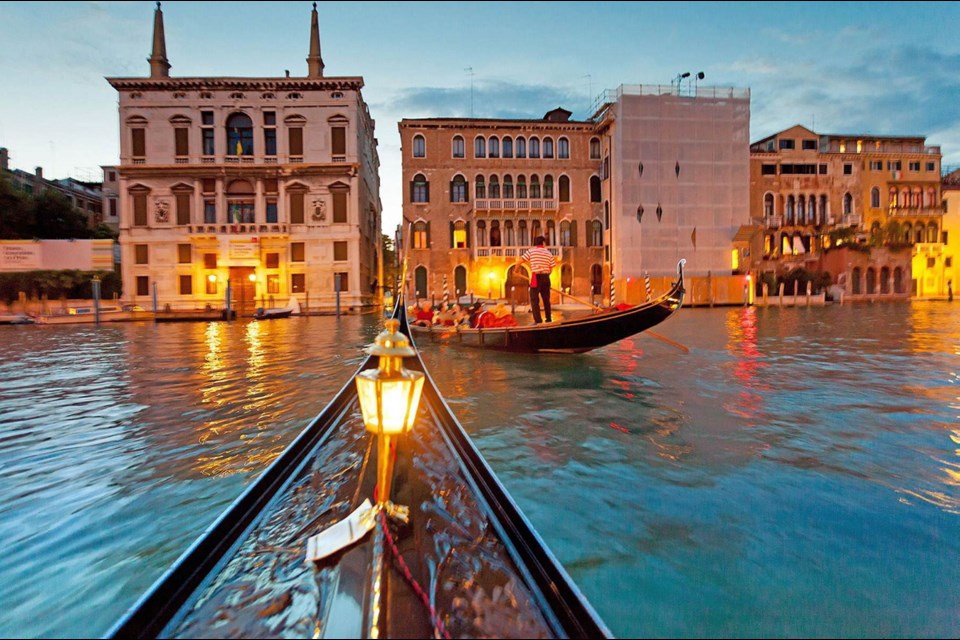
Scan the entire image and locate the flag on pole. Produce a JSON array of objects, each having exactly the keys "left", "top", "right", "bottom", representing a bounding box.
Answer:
[{"left": 644, "top": 272, "right": 652, "bottom": 301}]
